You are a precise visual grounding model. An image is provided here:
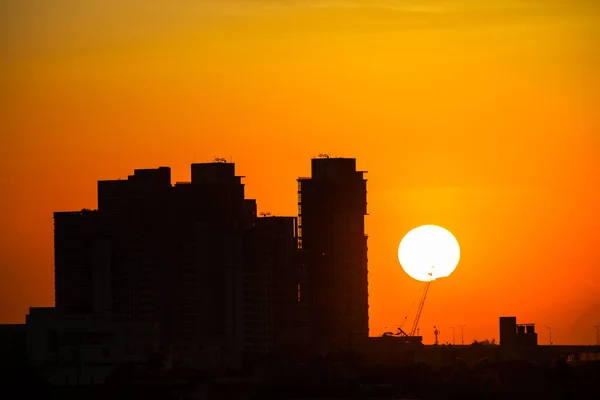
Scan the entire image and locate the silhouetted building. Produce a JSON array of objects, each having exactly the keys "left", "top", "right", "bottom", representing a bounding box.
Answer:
[
  {"left": 96, "top": 167, "right": 172, "bottom": 324},
  {"left": 517, "top": 323, "right": 538, "bottom": 347},
  {"left": 499, "top": 316, "right": 518, "bottom": 348},
  {"left": 298, "top": 157, "right": 369, "bottom": 353},
  {"left": 243, "top": 216, "right": 299, "bottom": 357},
  {"left": 168, "top": 162, "right": 253, "bottom": 370},
  {"left": 500, "top": 316, "right": 538, "bottom": 348},
  {"left": 54, "top": 210, "right": 102, "bottom": 314},
  {"left": 25, "top": 307, "right": 158, "bottom": 386},
  {"left": 54, "top": 162, "right": 256, "bottom": 370},
  {"left": 499, "top": 316, "right": 539, "bottom": 361}
]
